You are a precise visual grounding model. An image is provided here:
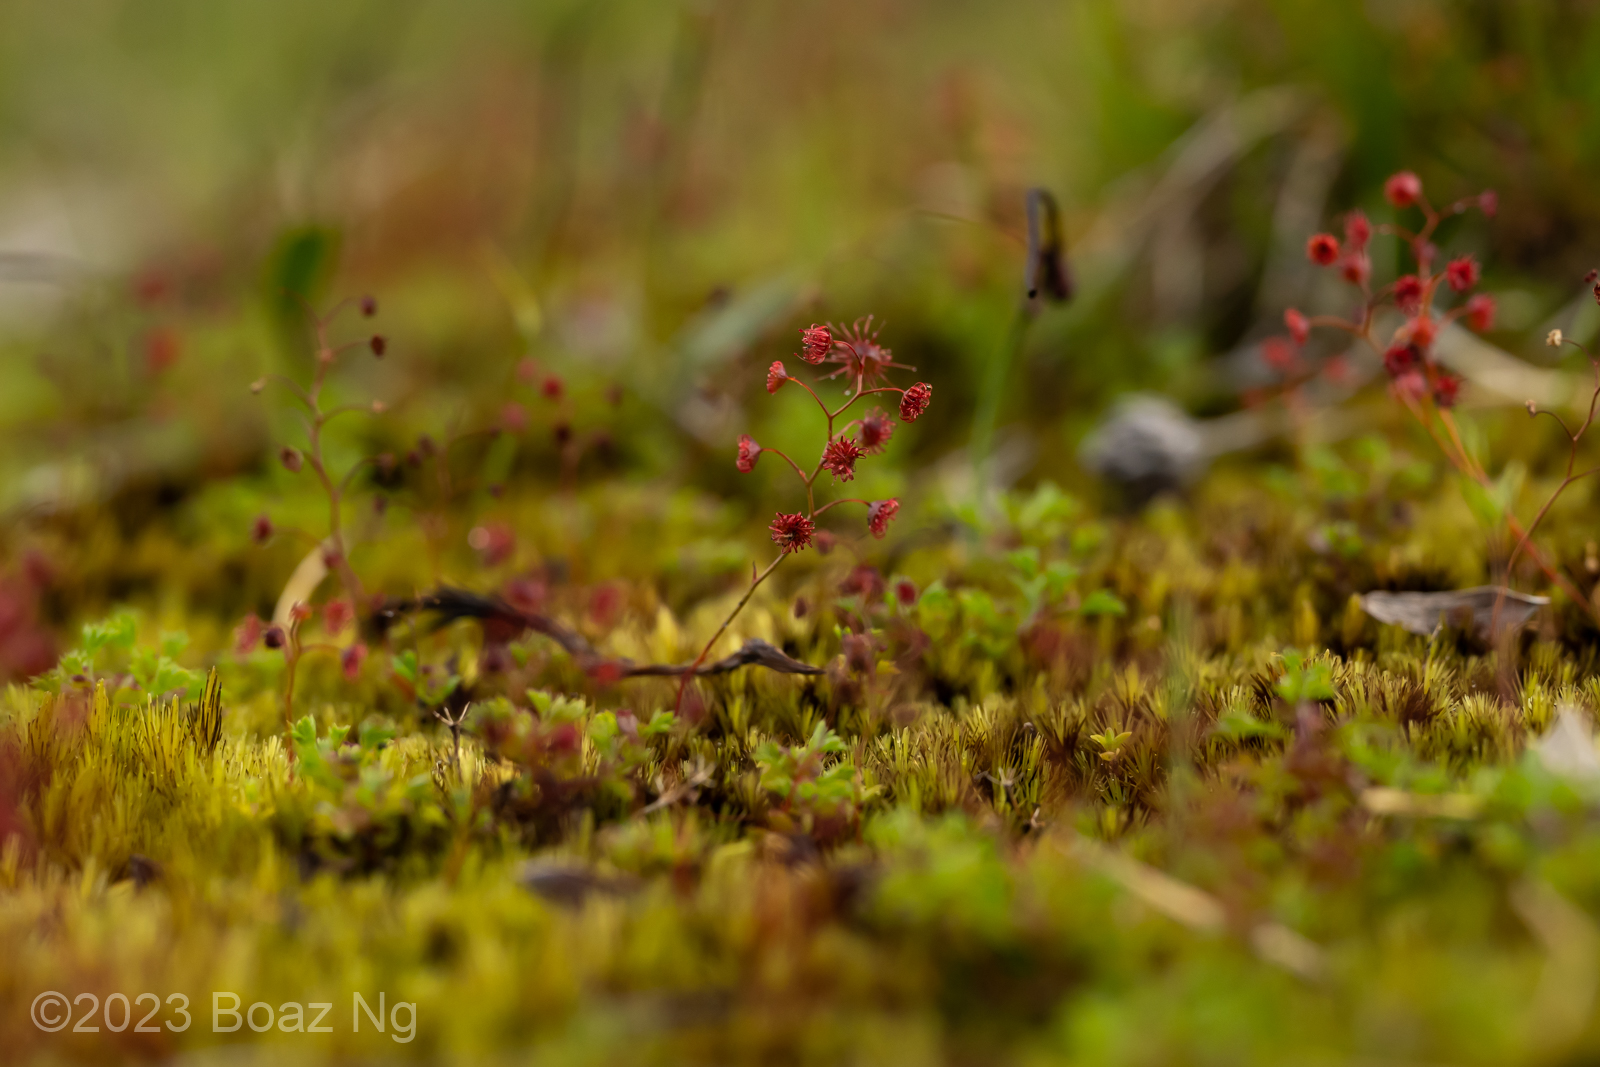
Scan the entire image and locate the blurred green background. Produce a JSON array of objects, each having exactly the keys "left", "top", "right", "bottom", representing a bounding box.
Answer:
[{"left": 2, "top": 0, "right": 1600, "bottom": 658}]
